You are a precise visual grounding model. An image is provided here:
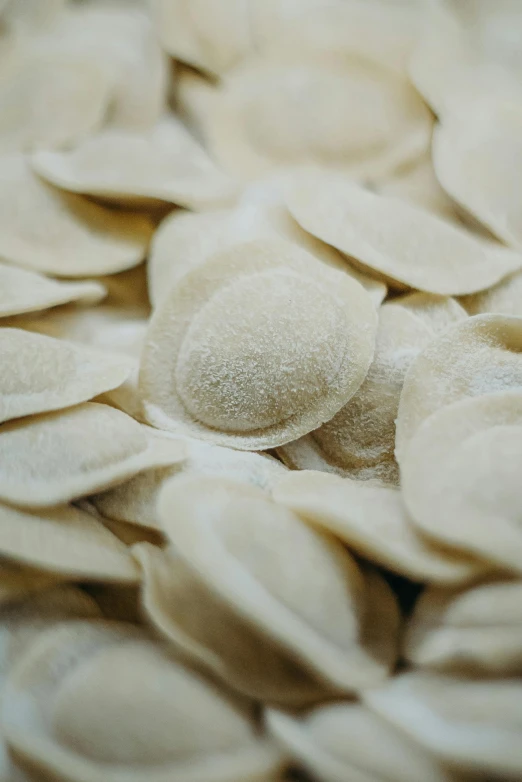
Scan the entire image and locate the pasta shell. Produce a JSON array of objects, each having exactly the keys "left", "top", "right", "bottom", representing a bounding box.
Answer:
[
  {"left": 433, "top": 102, "right": 522, "bottom": 249},
  {"left": 148, "top": 182, "right": 386, "bottom": 308},
  {"left": 0, "top": 402, "right": 186, "bottom": 507},
  {"left": 152, "top": 0, "right": 419, "bottom": 78},
  {"left": 0, "top": 261, "right": 106, "bottom": 318},
  {"left": 200, "top": 53, "right": 431, "bottom": 181},
  {"left": 144, "top": 475, "right": 399, "bottom": 704},
  {"left": 0, "top": 41, "right": 113, "bottom": 153},
  {"left": 2, "top": 620, "right": 285, "bottom": 782},
  {"left": 409, "top": 2, "right": 522, "bottom": 119},
  {"left": 91, "top": 434, "right": 287, "bottom": 530},
  {"left": 35, "top": 2, "right": 168, "bottom": 133},
  {"left": 460, "top": 268, "right": 522, "bottom": 317},
  {"left": 0, "top": 582, "right": 101, "bottom": 781},
  {"left": 267, "top": 702, "right": 455, "bottom": 782},
  {"left": 376, "top": 155, "right": 459, "bottom": 223},
  {"left": 140, "top": 239, "right": 378, "bottom": 450},
  {"left": 286, "top": 169, "right": 522, "bottom": 295},
  {"left": 0, "top": 585, "right": 101, "bottom": 675},
  {"left": 272, "top": 470, "right": 488, "bottom": 586},
  {"left": 0, "top": 503, "right": 139, "bottom": 583},
  {"left": 0, "top": 154, "right": 153, "bottom": 277},
  {"left": 395, "top": 314, "right": 522, "bottom": 462},
  {"left": 364, "top": 672, "right": 522, "bottom": 779},
  {"left": 31, "top": 115, "right": 237, "bottom": 210},
  {"left": 405, "top": 578, "right": 522, "bottom": 676},
  {"left": 13, "top": 305, "right": 148, "bottom": 360},
  {"left": 278, "top": 303, "right": 433, "bottom": 484},
  {"left": 150, "top": 0, "right": 252, "bottom": 76},
  {"left": 253, "top": 0, "right": 420, "bottom": 77},
  {"left": 393, "top": 292, "right": 468, "bottom": 333},
  {"left": 401, "top": 391, "right": 522, "bottom": 574},
  {"left": 0, "top": 328, "right": 133, "bottom": 424}
]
